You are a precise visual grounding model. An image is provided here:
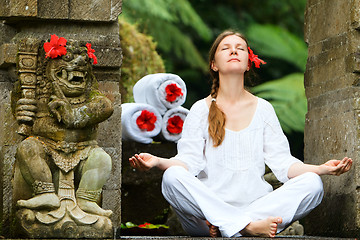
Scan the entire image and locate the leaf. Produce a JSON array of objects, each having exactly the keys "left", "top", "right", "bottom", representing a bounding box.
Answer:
[
  {"left": 246, "top": 24, "right": 307, "bottom": 71},
  {"left": 167, "top": 0, "right": 212, "bottom": 40},
  {"left": 252, "top": 73, "right": 307, "bottom": 133},
  {"left": 121, "top": 0, "right": 210, "bottom": 70}
]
